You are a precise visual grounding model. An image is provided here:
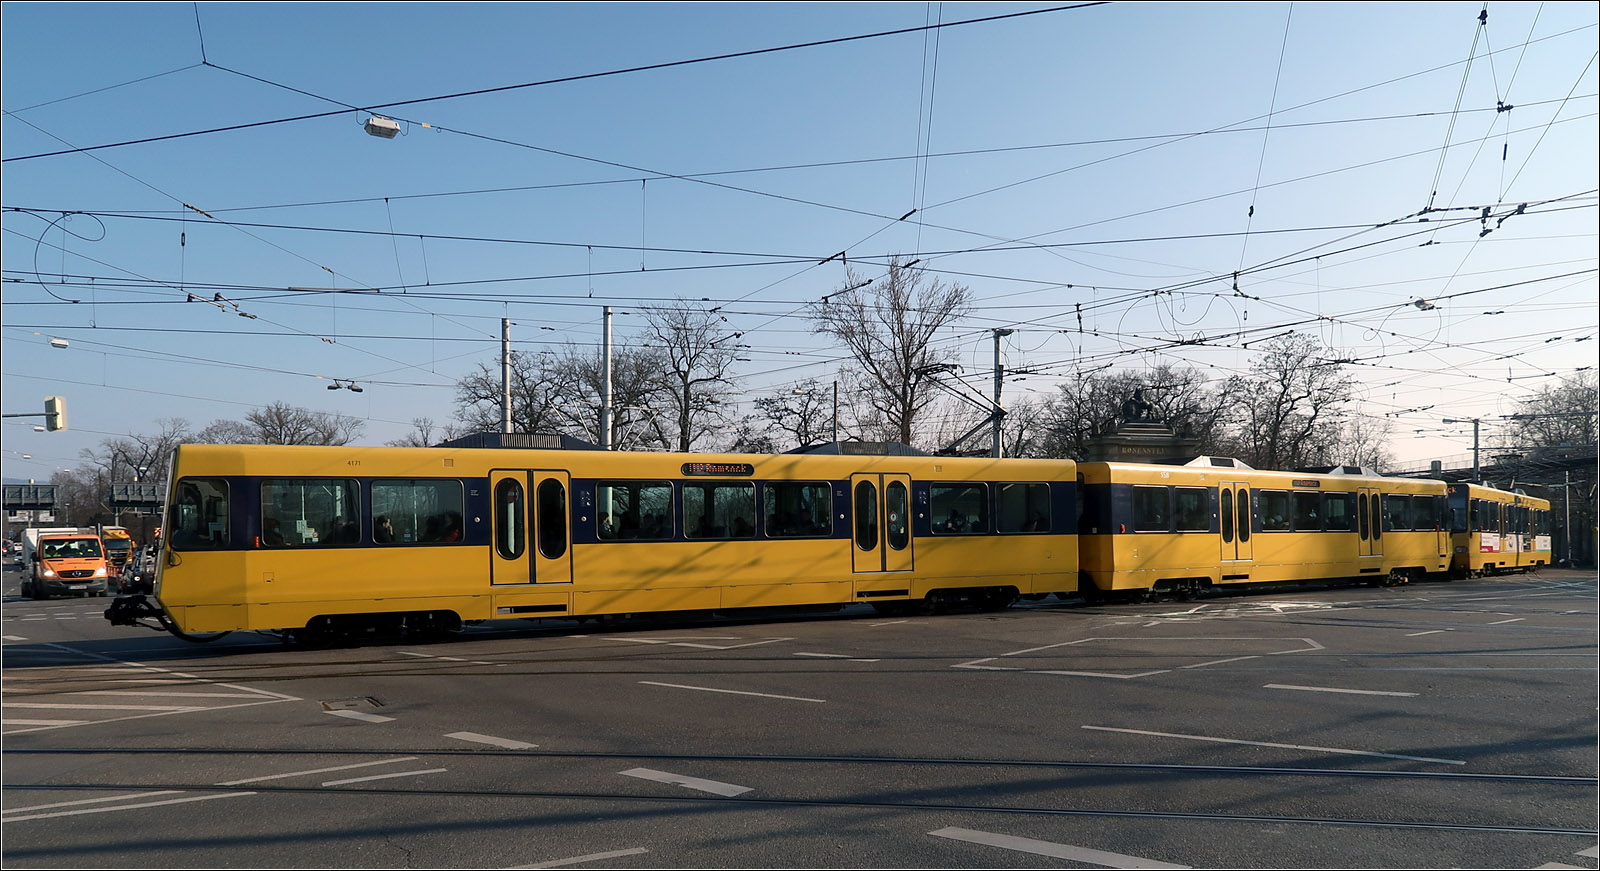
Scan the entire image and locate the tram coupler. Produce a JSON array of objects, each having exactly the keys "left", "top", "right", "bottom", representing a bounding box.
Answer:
[{"left": 104, "top": 594, "right": 165, "bottom": 629}]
